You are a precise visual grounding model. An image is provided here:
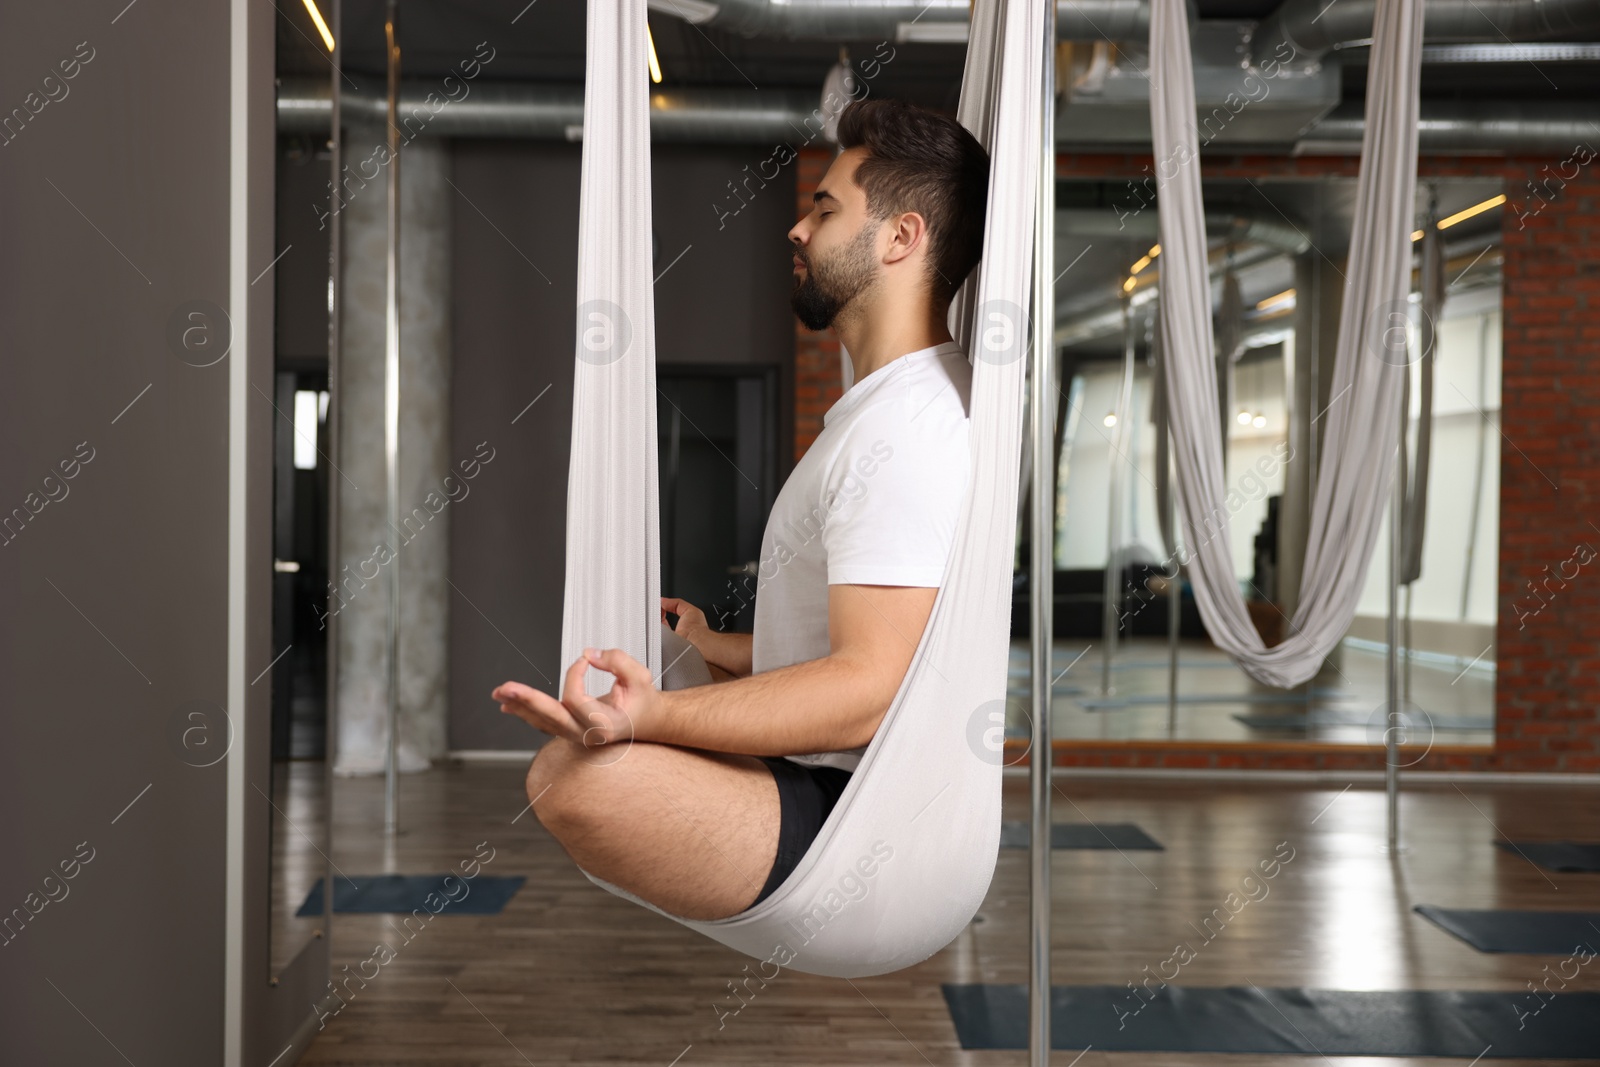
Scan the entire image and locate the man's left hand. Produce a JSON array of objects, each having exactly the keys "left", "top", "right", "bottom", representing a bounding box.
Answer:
[{"left": 493, "top": 647, "right": 663, "bottom": 747}]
